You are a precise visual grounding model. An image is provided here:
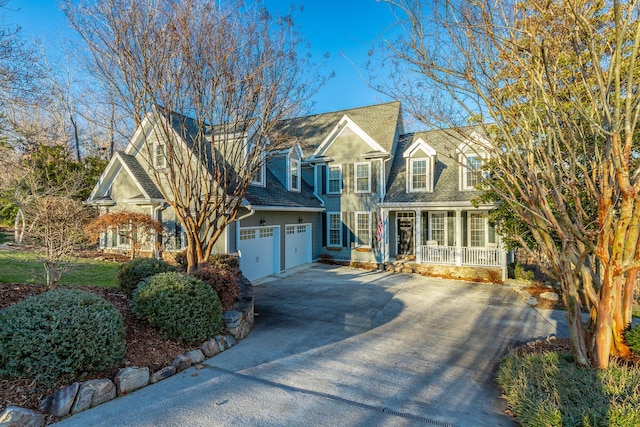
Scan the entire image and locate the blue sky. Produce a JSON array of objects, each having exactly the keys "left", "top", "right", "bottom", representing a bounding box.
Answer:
[{"left": 7, "top": 0, "right": 399, "bottom": 116}]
